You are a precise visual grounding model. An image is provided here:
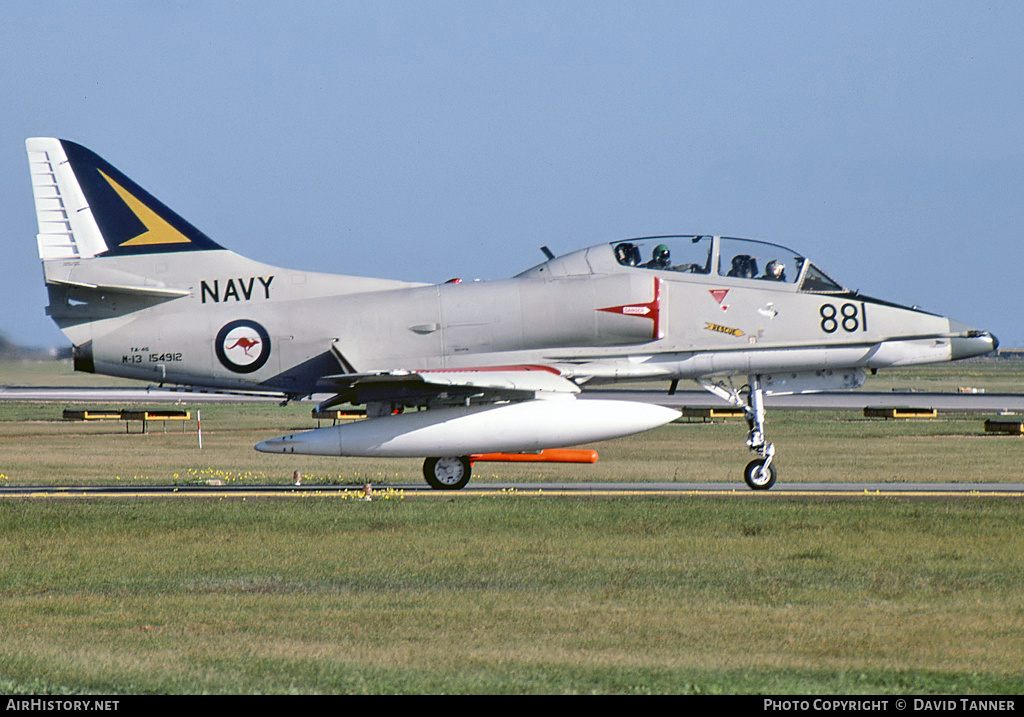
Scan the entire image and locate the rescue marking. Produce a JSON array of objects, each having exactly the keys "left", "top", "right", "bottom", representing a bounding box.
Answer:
[{"left": 704, "top": 322, "right": 745, "bottom": 337}]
